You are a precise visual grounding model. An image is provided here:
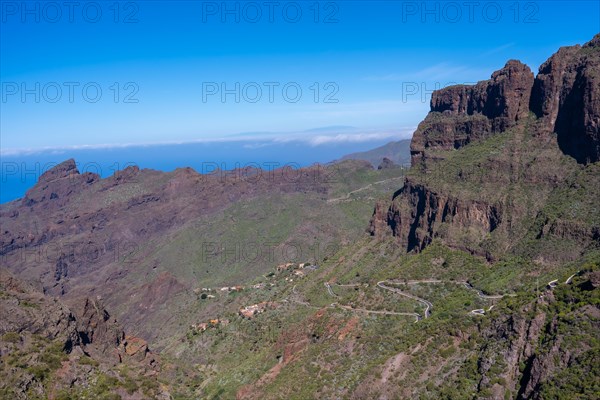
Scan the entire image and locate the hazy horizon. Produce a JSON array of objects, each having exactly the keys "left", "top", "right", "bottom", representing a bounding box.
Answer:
[
  {"left": 0, "top": 131, "right": 413, "bottom": 203},
  {"left": 2, "top": 1, "right": 598, "bottom": 153}
]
